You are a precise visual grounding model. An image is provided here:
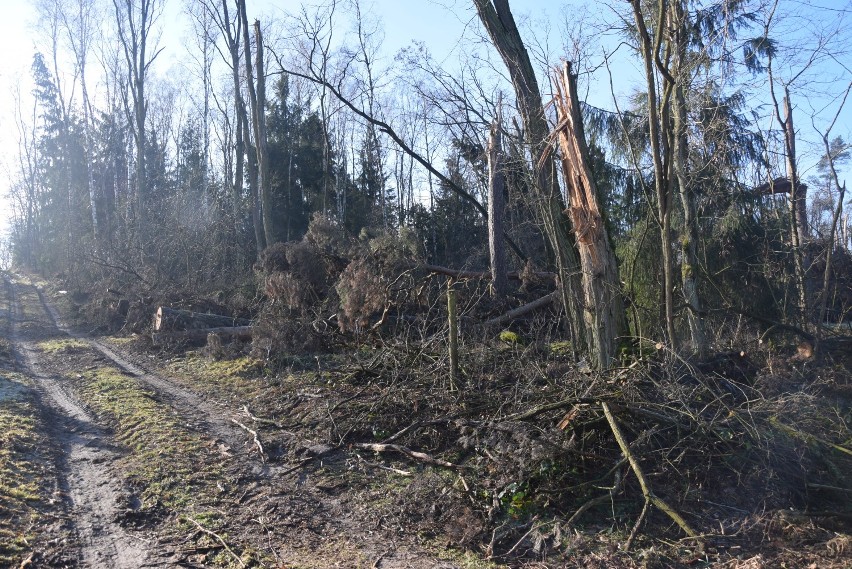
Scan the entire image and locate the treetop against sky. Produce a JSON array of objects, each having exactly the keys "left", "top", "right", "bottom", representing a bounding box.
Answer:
[{"left": 0, "top": 0, "right": 849, "bottom": 235}]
